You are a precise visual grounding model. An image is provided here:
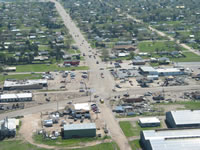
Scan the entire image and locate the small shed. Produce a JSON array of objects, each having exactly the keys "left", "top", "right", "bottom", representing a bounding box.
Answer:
[{"left": 139, "top": 117, "right": 160, "bottom": 127}]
